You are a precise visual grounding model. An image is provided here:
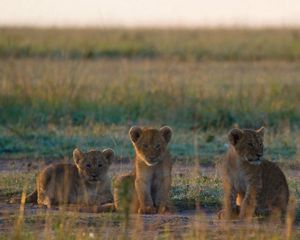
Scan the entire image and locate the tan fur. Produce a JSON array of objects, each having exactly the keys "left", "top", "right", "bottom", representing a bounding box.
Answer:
[
  {"left": 114, "top": 126, "right": 173, "bottom": 214},
  {"left": 220, "top": 127, "right": 289, "bottom": 220},
  {"left": 12, "top": 148, "right": 115, "bottom": 212},
  {"left": 113, "top": 173, "right": 139, "bottom": 213}
]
